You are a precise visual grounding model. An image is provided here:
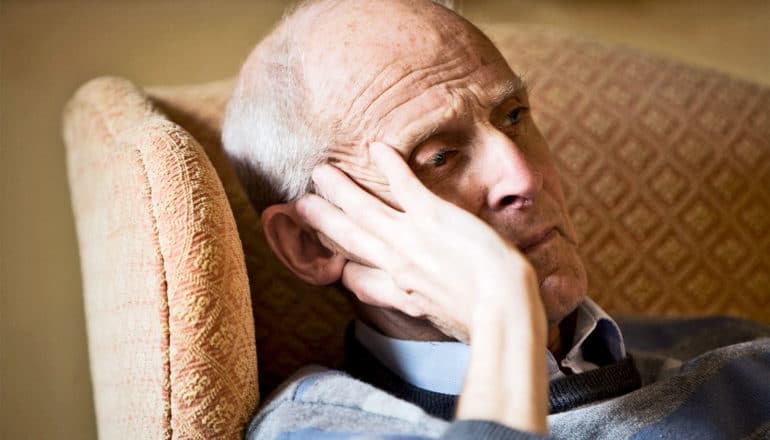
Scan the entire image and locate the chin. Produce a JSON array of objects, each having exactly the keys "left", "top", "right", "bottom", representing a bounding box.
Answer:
[{"left": 539, "top": 257, "right": 588, "bottom": 327}]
